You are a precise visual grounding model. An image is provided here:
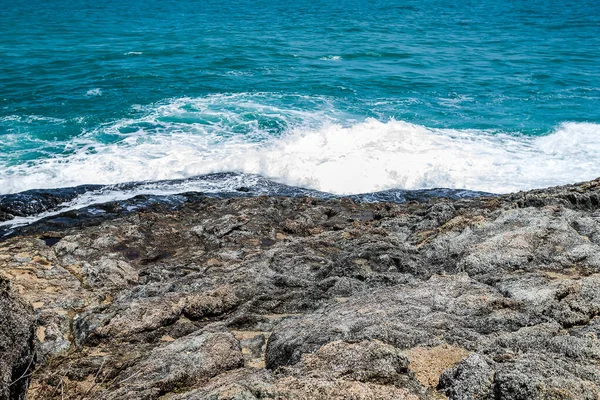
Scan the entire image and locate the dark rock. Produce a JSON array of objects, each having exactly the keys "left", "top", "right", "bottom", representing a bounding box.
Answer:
[
  {"left": 0, "top": 277, "right": 36, "bottom": 400},
  {"left": 0, "top": 185, "right": 102, "bottom": 222}
]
